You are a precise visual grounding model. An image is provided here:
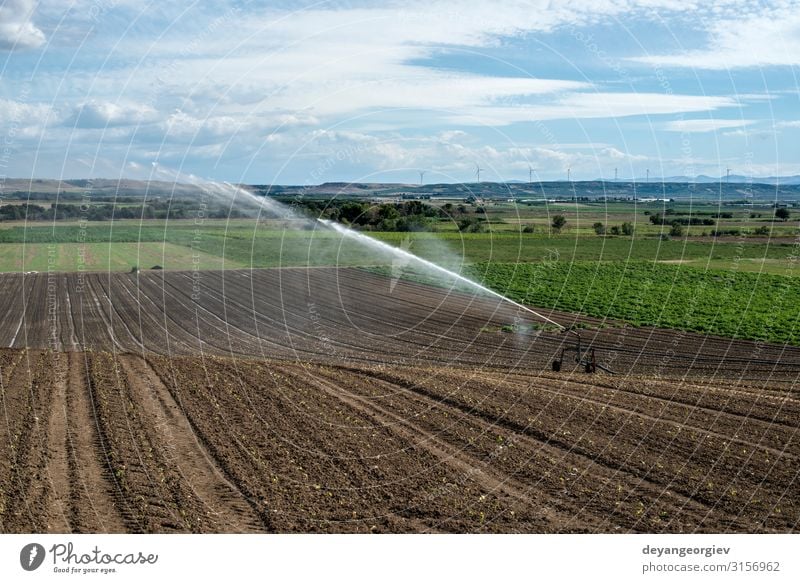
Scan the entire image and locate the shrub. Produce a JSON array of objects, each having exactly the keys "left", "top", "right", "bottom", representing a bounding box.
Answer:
[{"left": 592, "top": 222, "right": 605, "bottom": 235}]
